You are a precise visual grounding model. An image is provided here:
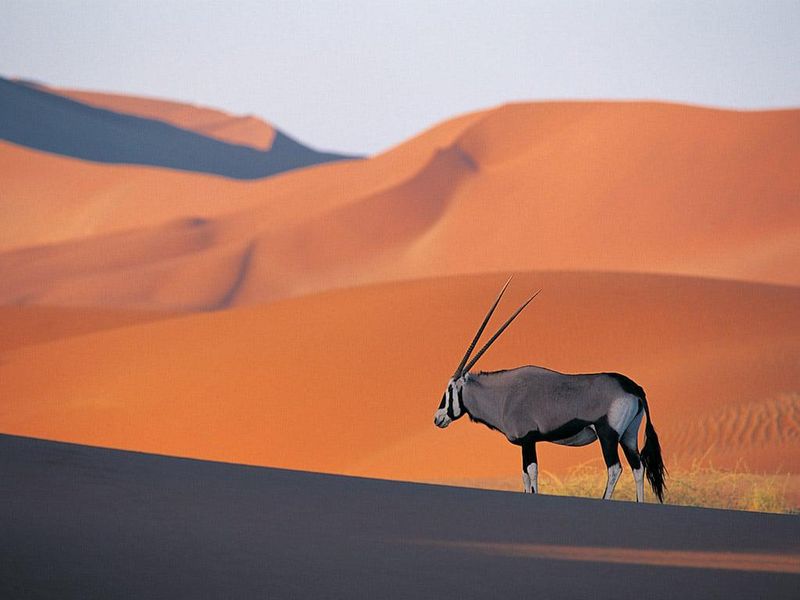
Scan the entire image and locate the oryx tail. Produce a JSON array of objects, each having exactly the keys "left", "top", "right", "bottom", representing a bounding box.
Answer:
[{"left": 640, "top": 390, "right": 667, "bottom": 503}]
